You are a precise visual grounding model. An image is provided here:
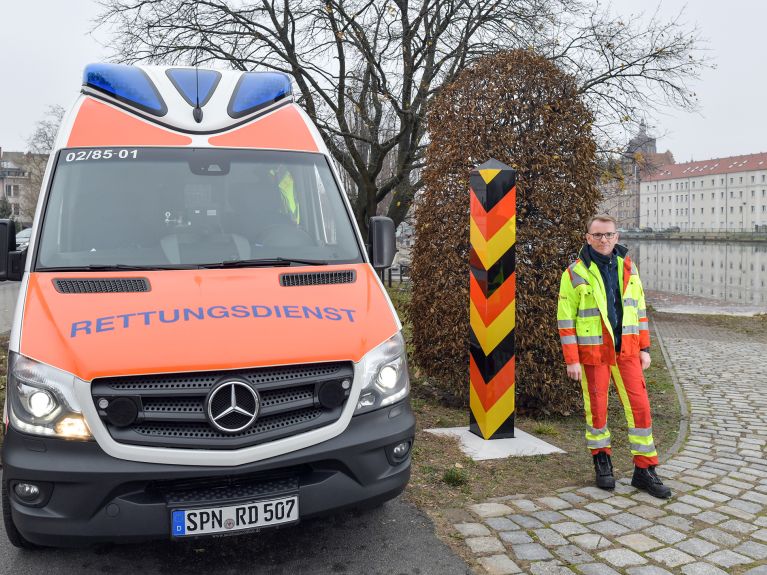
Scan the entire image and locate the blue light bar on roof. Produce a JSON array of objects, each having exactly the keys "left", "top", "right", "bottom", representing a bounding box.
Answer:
[
  {"left": 83, "top": 63, "right": 167, "bottom": 116},
  {"left": 166, "top": 68, "right": 221, "bottom": 107},
  {"left": 228, "top": 72, "right": 292, "bottom": 119}
]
